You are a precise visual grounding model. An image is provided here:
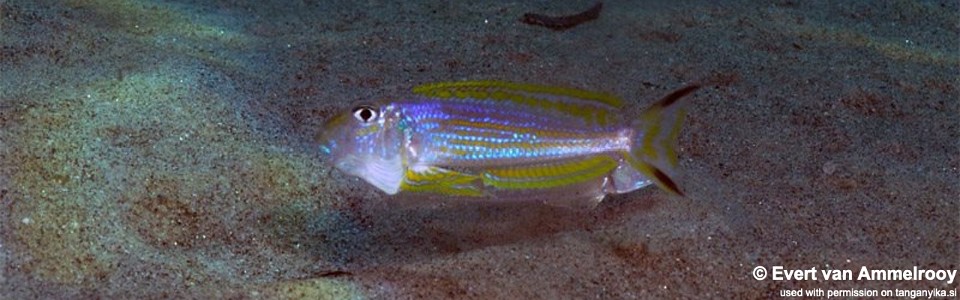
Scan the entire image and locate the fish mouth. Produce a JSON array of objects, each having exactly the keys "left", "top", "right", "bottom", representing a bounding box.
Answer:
[
  {"left": 315, "top": 127, "right": 340, "bottom": 156},
  {"left": 317, "top": 139, "right": 338, "bottom": 156},
  {"left": 319, "top": 144, "right": 332, "bottom": 155},
  {"left": 315, "top": 136, "right": 335, "bottom": 155}
]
